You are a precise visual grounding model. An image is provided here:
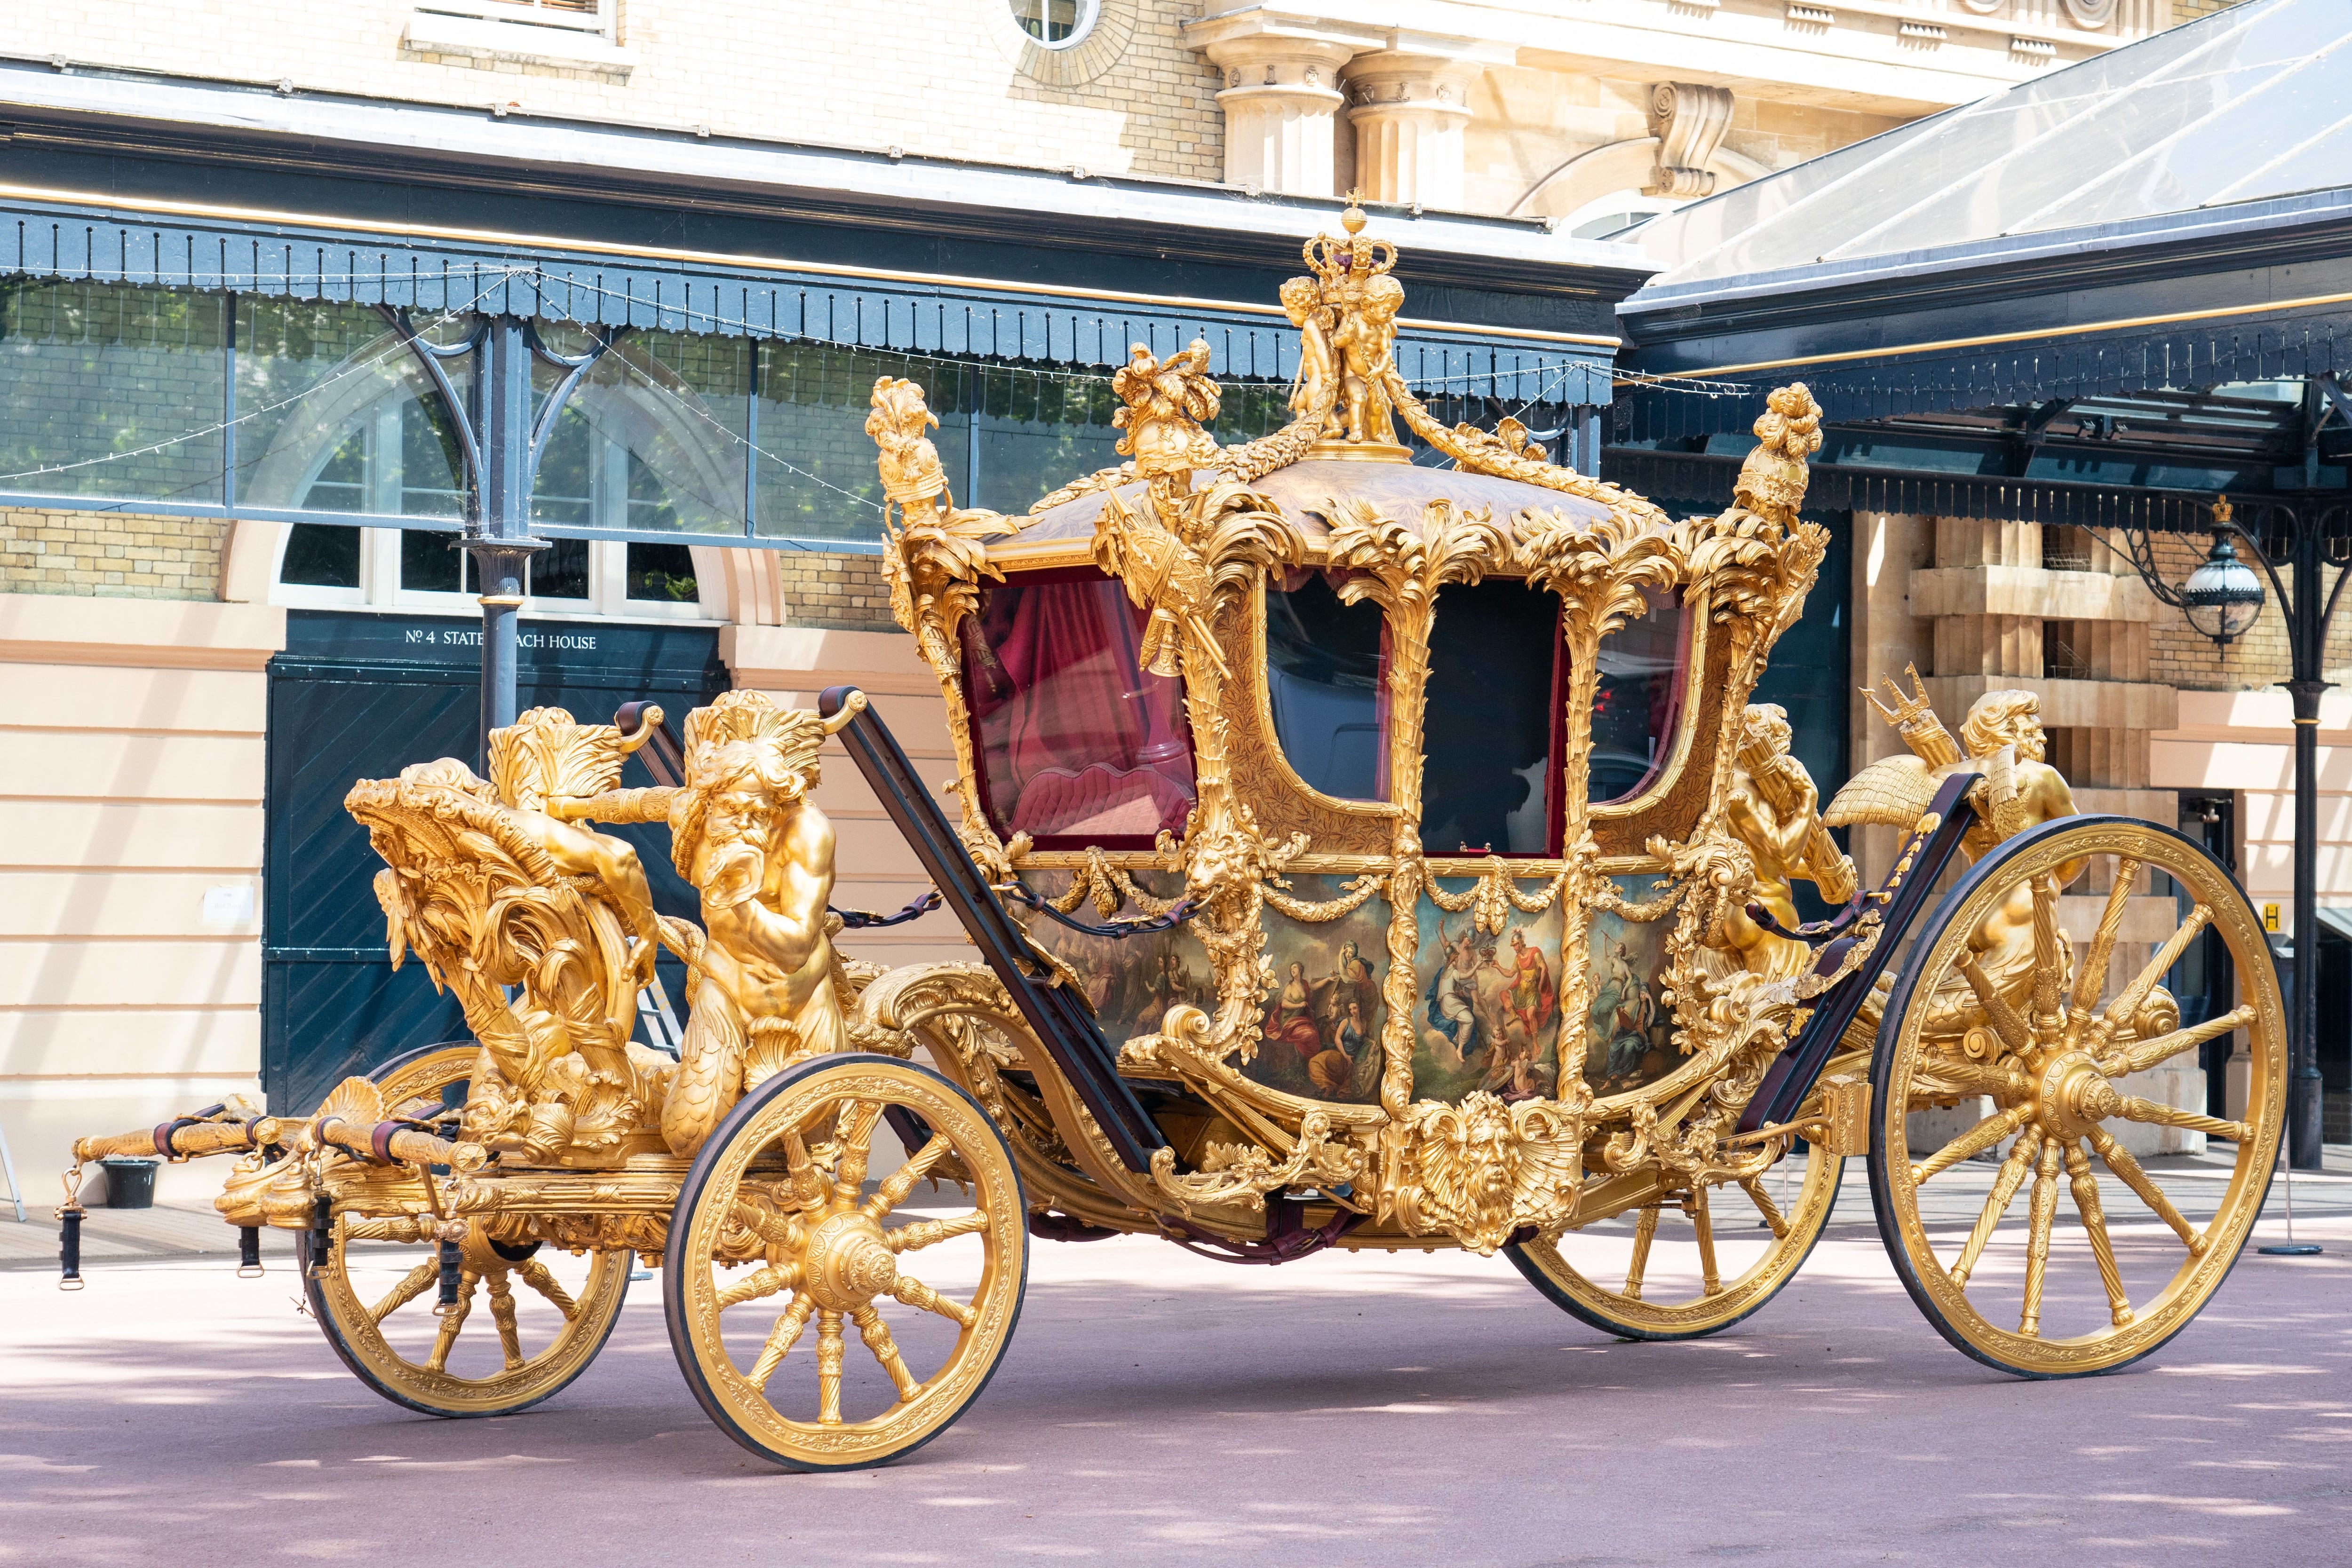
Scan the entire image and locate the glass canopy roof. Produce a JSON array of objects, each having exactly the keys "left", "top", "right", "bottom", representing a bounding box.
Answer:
[{"left": 1636, "top": 0, "right": 2352, "bottom": 287}]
